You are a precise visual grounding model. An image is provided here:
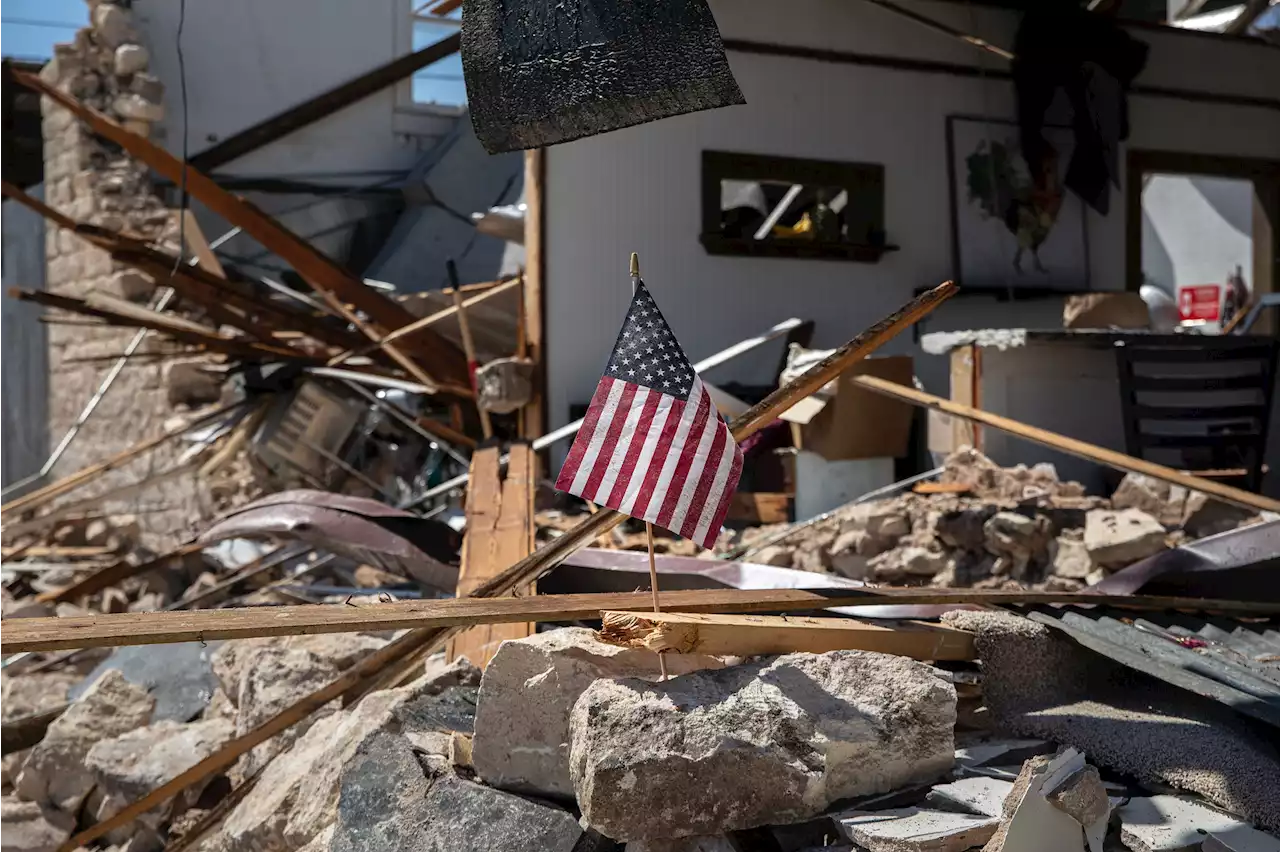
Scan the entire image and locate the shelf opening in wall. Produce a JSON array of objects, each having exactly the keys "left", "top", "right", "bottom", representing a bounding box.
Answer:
[{"left": 700, "top": 151, "right": 897, "bottom": 263}]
